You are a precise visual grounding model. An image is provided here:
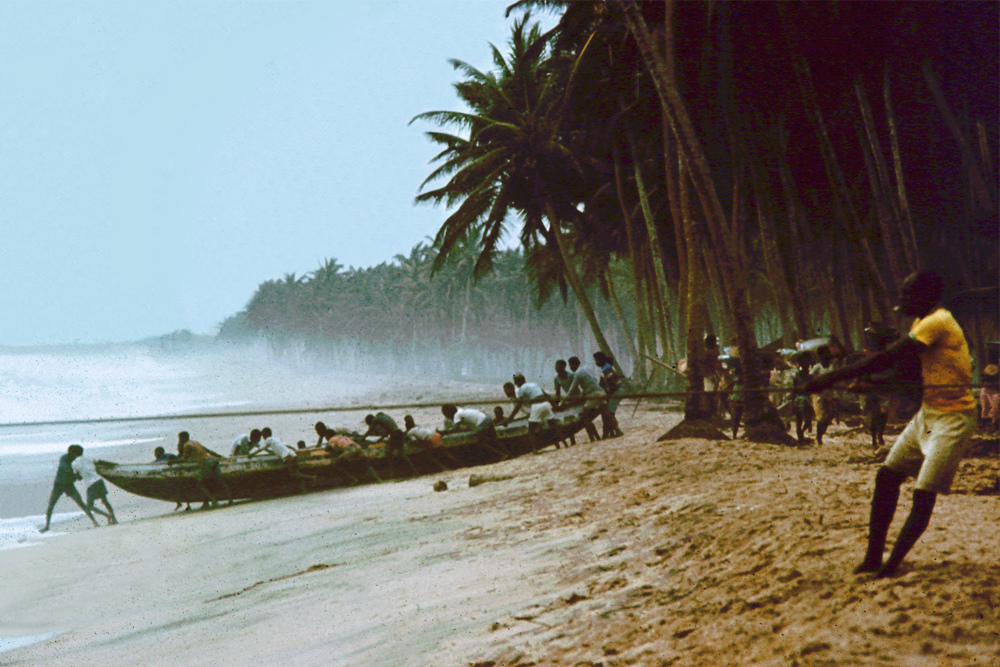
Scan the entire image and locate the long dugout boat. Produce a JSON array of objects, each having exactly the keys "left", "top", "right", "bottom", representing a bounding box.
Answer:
[{"left": 95, "top": 405, "right": 589, "bottom": 504}]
